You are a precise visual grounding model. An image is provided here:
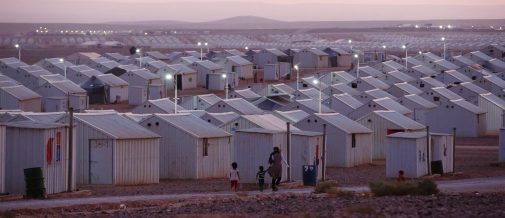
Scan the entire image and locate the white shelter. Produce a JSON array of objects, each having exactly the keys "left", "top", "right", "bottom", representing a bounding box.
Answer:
[
  {"left": 425, "top": 99, "right": 486, "bottom": 137},
  {"left": 140, "top": 114, "right": 231, "bottom": 179},
  {"left": 357, "top": 110, "right": 426, "bottom": 159},
  {"left": 0, "top": 85, "right": 42, "bottom": 112}
]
